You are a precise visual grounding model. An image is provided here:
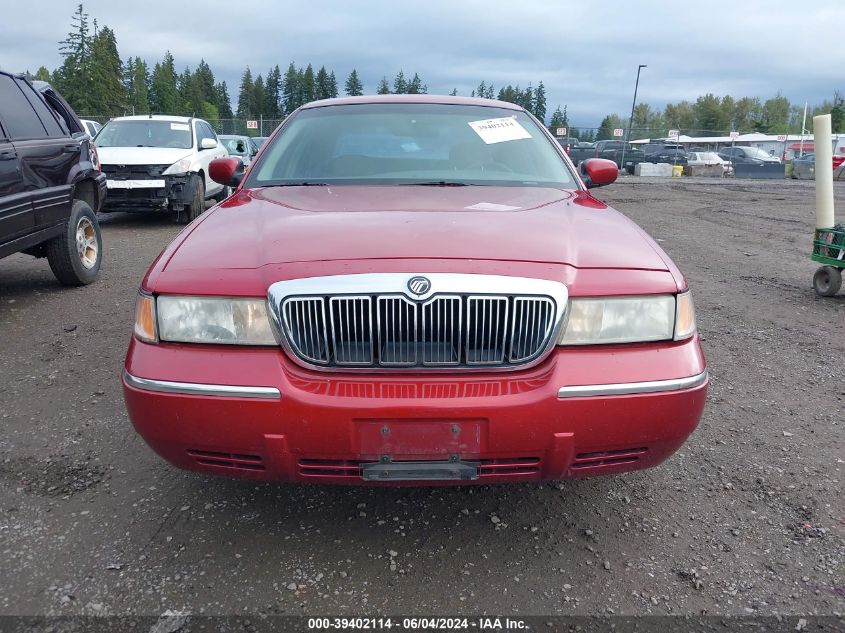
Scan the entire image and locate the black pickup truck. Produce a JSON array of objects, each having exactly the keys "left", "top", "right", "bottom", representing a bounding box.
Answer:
[
  {"left": 590, "top": 140, "right": 646, "bottom": 174},
  {"left": 567, "top": 142, "right": 596, "bottom": 166}
]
